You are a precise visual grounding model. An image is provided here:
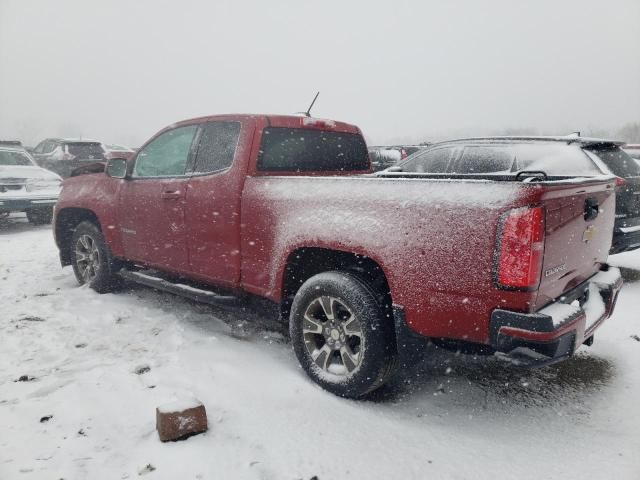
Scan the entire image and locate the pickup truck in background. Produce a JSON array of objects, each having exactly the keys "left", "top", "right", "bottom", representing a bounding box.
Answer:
[{"left": 53, "top": 114, "right": 622, "bottom": 398}]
